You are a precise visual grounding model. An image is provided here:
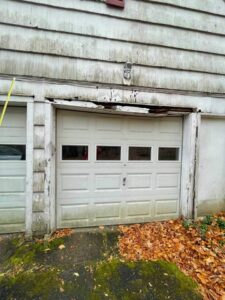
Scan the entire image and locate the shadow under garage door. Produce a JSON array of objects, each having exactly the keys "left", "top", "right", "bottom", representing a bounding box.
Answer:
[
  {"left": 0, "top": 106, "right": 26, "bottom": 233},
  {"left": 56, "top": 110, "right": 183, "bottom": 228}
]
